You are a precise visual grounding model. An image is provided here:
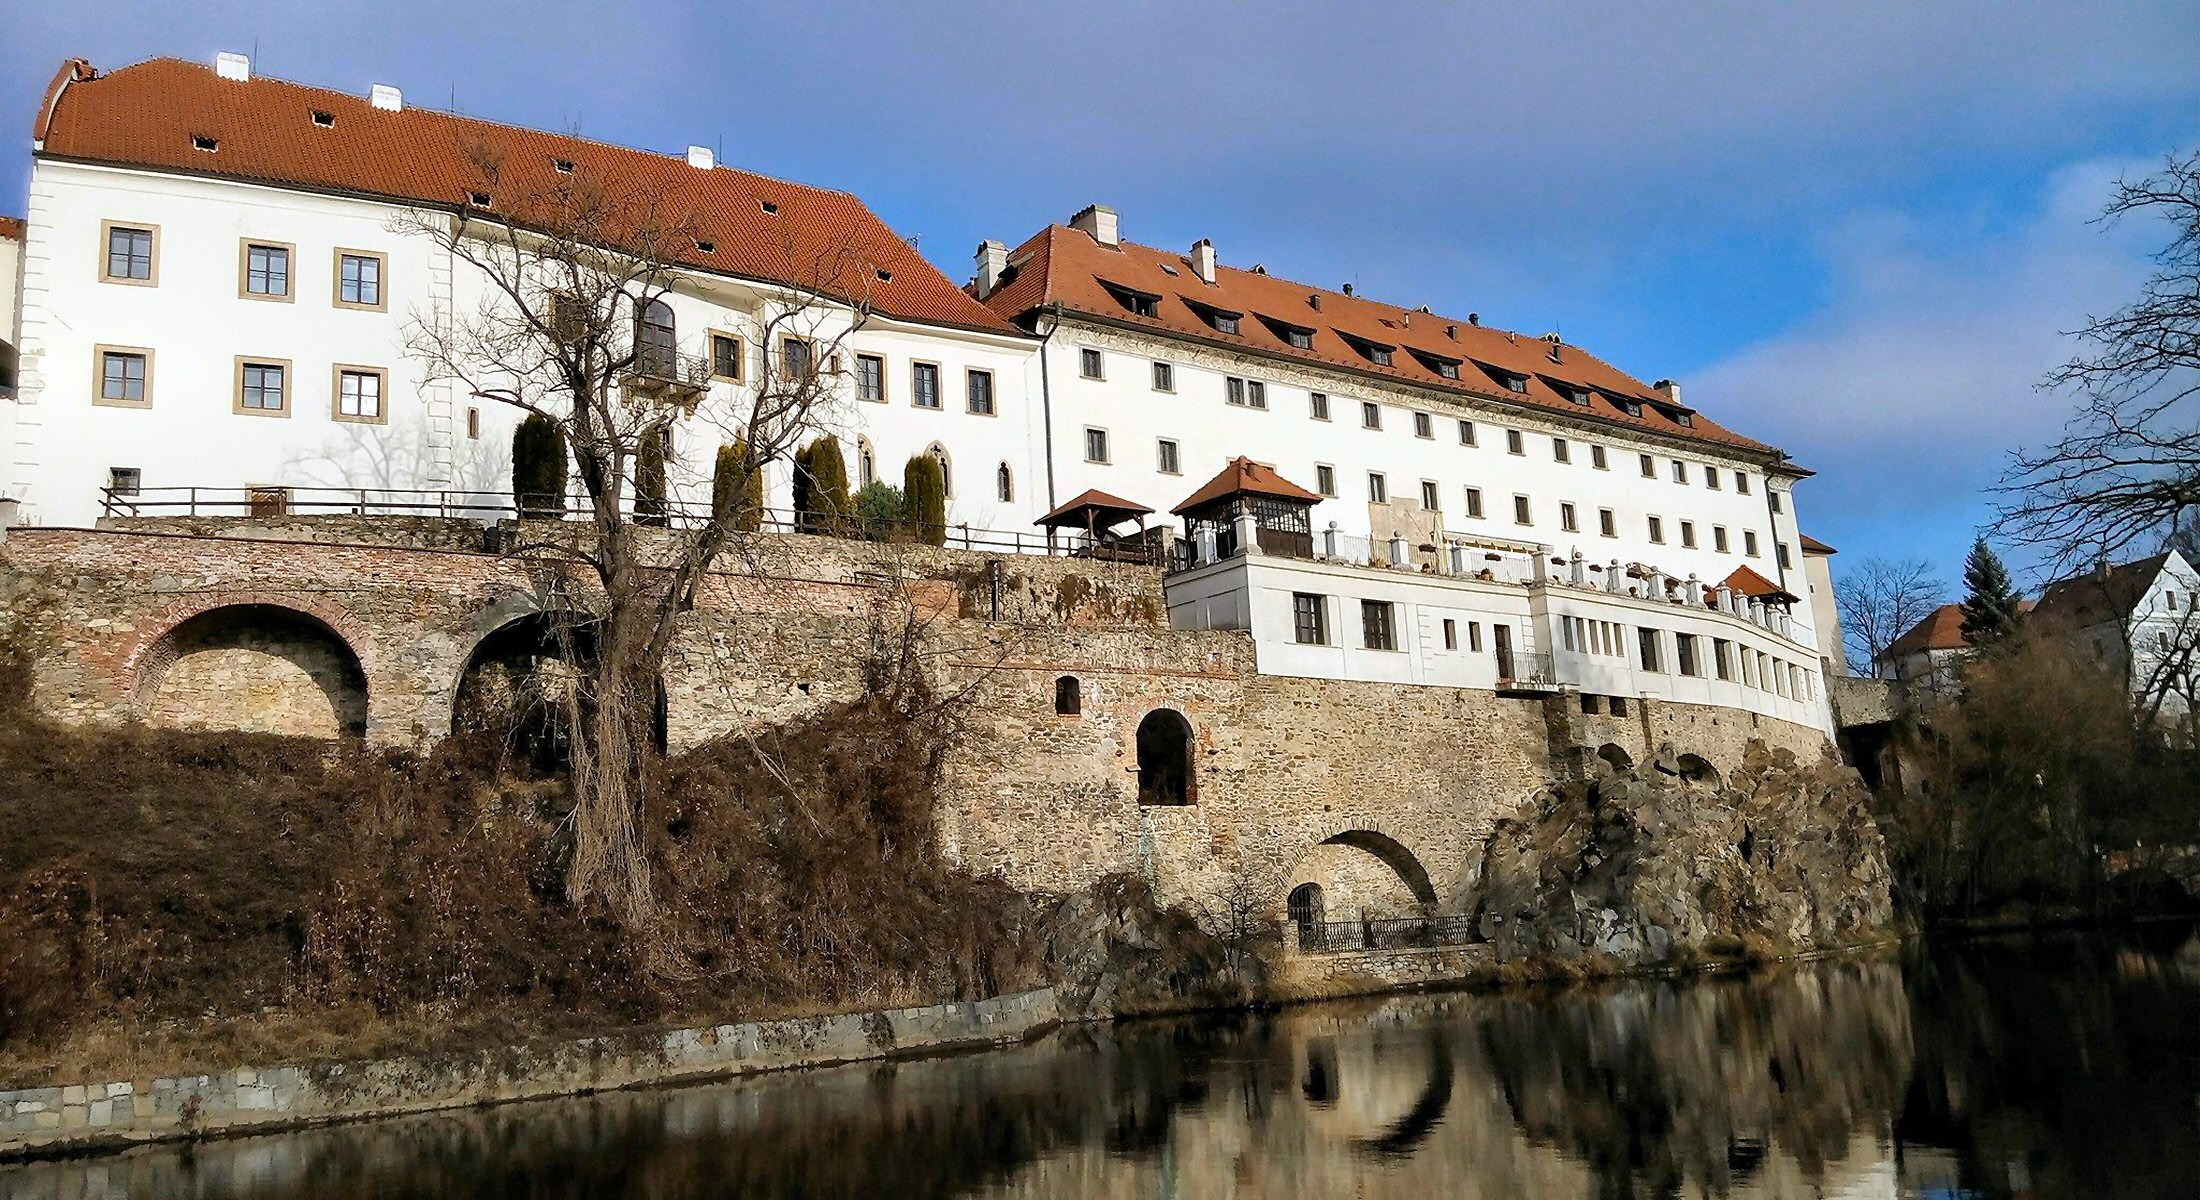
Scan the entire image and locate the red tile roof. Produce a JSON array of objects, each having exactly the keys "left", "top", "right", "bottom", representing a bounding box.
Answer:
[
  {"left": 1721, "top": 564, "right": 1799, "bottom": 603},
  {"left": 34, "top": 57, "right": 1021, "bottom": 336},
  {"left": 1882, "top": 603, "right": 1969, "bottom": 660},
  {"left": 1799, "top": 533, "right": 1837, "bottom": 555},
  {"left": 0, "top": 216, "right": 24, "bottom": 241},
  {"left": 1037, "top": 487, "right": 1152, "bottom": 528},
  {"left": 1172, "top": 456, "right": 1323, "bottom": 515},
  {"left": 2033, "top": 554, "right": 2170, "bottom": 630},
  {"left": 980, "top": 224, "right": 1783, "bottom": 458}
]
